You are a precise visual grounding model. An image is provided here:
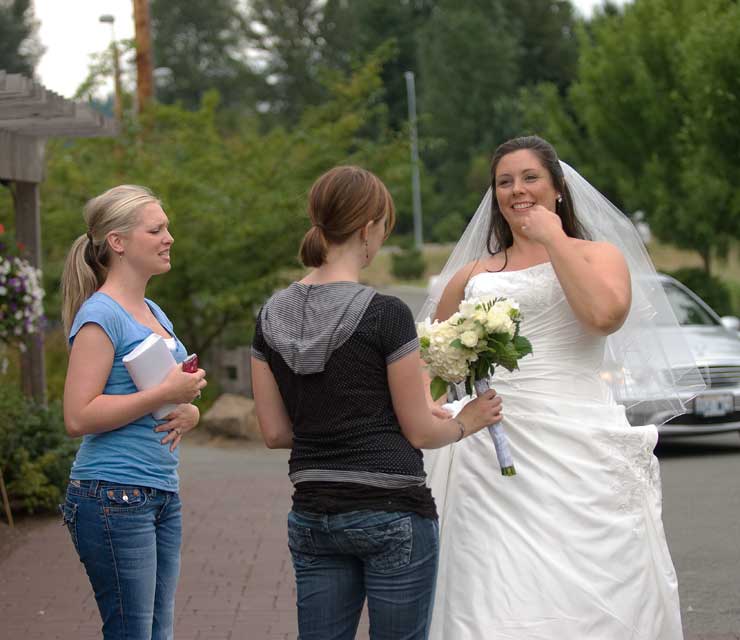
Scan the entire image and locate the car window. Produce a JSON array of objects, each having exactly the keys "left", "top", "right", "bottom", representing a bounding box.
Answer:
[{"left": 661, "top": 282, "right": 718, "bottom": 326}]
